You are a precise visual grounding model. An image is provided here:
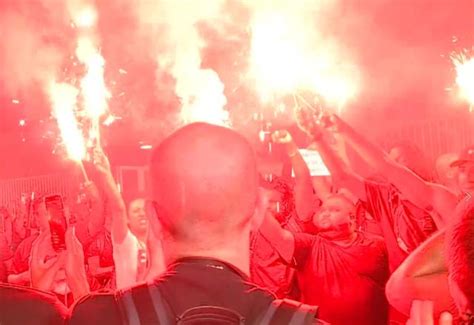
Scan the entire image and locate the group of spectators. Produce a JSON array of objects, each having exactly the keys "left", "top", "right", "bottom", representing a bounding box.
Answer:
[{"left": 0, "top": 114, "right": 473, "bottom": 324}]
